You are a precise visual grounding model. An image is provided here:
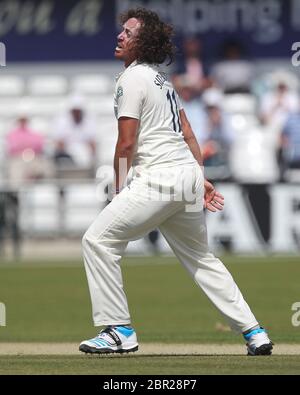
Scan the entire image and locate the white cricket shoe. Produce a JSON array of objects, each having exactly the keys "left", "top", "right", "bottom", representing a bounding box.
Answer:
[
  {"left": 79, "top": 326, "right": 138, "bottom": 354},
  {"left": 244, "top": 327, "right": 273, "bottom": 356}
]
